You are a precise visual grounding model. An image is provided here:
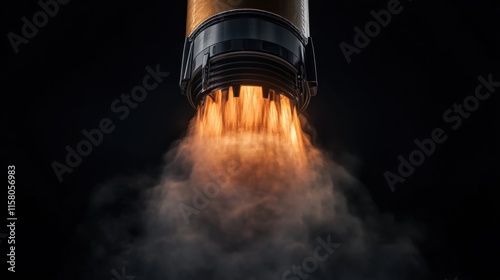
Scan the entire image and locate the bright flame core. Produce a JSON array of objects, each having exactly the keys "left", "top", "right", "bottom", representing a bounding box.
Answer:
[{"left": 192, "top": 86, "right": 309, "bottom": 170}]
